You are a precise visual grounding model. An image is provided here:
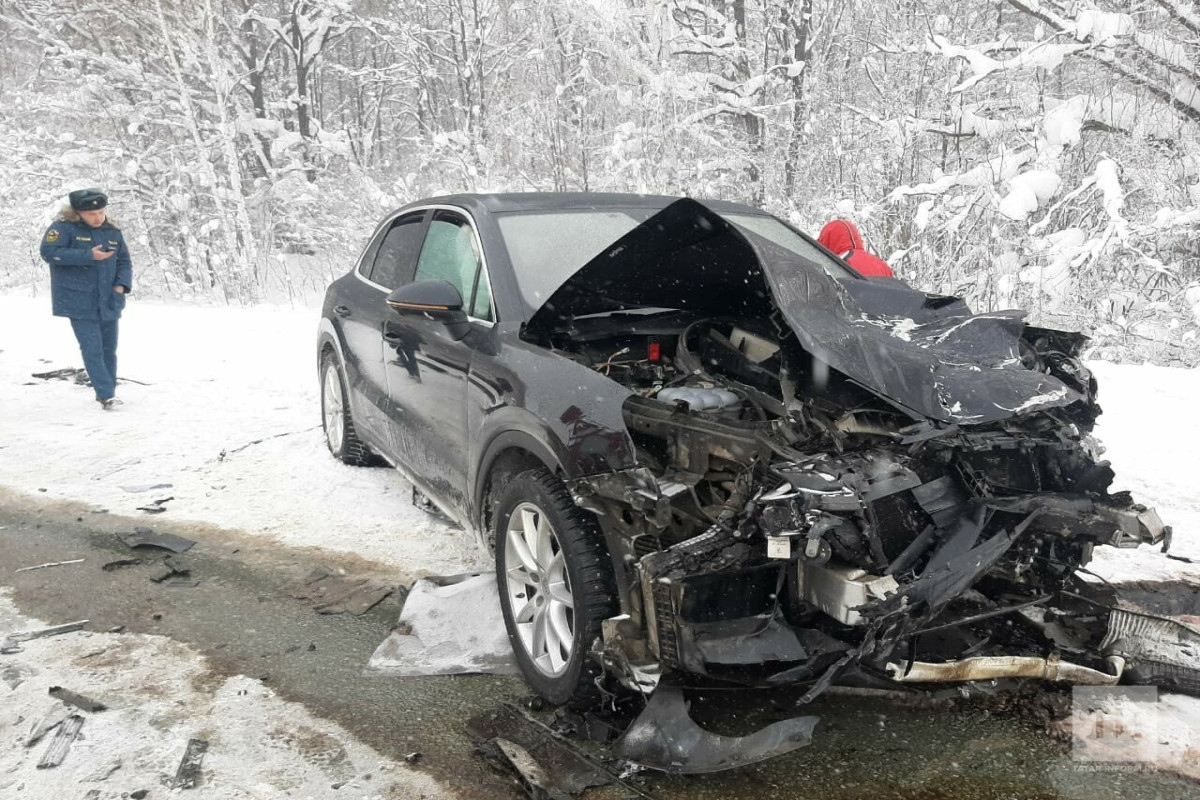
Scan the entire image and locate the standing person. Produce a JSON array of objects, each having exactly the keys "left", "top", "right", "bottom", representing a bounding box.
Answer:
[
  {"left": 817, "top": 219, "right": 895, "bottom": 278},
  {"left": 39, "top": 188, "right": 133, "bottom": 410}
]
